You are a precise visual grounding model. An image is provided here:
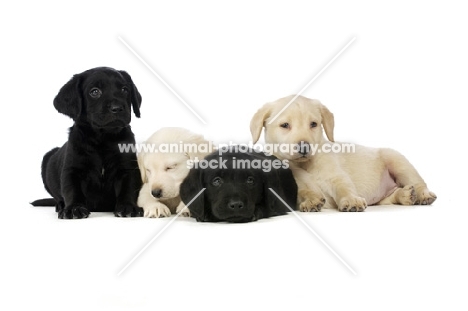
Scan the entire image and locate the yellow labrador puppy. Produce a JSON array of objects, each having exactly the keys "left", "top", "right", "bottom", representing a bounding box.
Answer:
[
  {"left": 250, "top": 95, "right": 436, "bottom": 212},
  {"left": 137, "top": 127, "right": 213, "bottom": 218}
]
